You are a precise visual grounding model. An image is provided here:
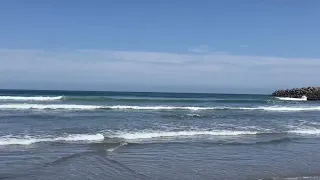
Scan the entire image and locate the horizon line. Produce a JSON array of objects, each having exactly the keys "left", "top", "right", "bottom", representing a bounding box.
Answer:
[{"left": 0, "top": 88, "right": 271, "bottom": 95}]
